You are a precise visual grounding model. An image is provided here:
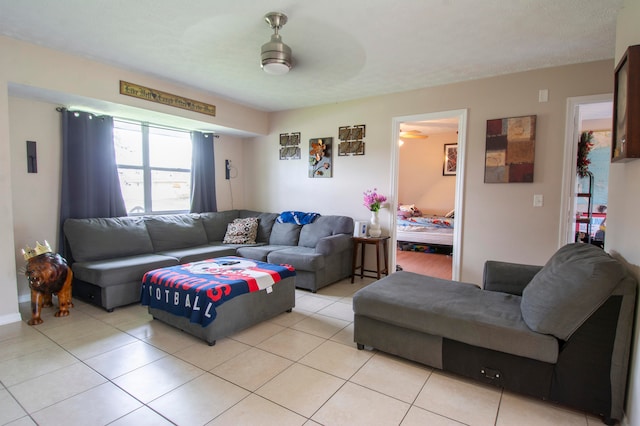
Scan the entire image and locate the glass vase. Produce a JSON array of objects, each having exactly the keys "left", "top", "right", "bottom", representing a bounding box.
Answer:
[{"left": 369, "top": 210, "right": 382, "bottom": 237}]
